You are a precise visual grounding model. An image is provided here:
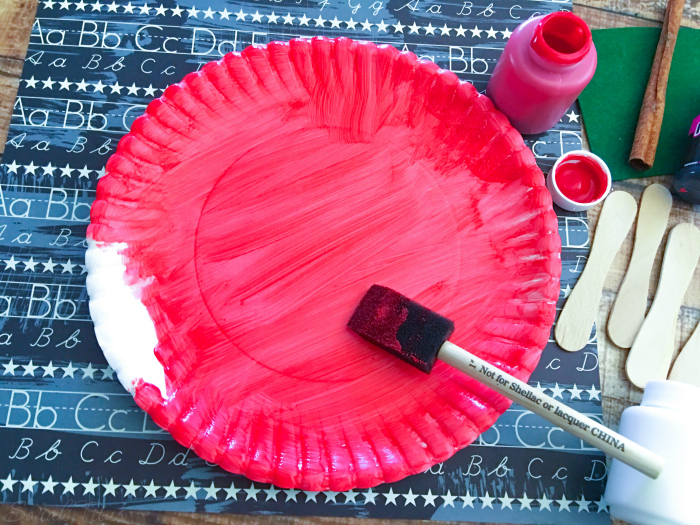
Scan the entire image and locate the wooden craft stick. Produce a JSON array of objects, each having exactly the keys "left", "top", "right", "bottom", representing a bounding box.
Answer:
[
  {"left": 628, "top": 0, "right": 685, "bottom": 171},
  {"left": 608, "top": 184, "right": 672, "bottom": 348},
  {"left": 669, "top": 321, "right": 700, "bottom": 388},
  {"left": 555, "top": 191, "right": 638, "bottom": 352},
  {"left": 627, "top": 223, "right": 700, "bottom": 389}
]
